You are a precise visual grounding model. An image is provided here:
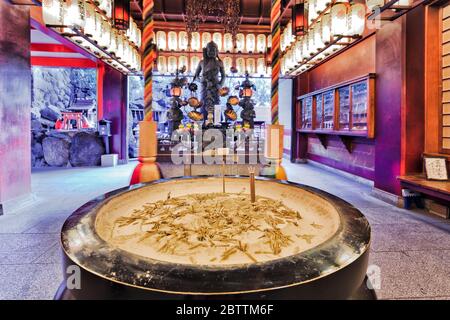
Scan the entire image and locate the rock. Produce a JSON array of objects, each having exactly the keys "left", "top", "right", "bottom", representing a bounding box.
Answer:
[
  {"left": 34, "top": 158, "right": 48, "bottom": 168},
  {"left": 47, "top": 131, "right": 72, "bottom": 143},
  {"left": 69, "top": 132, "right": 105, "bottom": 167},
  {"left": 31, "top": 141, "right": 44, "bottom": 159},
  {"left": 42, "top": 137, "right": 70, "bottom": 167},
  {"left": 40, "top": 106, "right": 61, "bottom": 122},
  {"left": 31, "top": 119, "right": 43, "bottom": 132}
]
